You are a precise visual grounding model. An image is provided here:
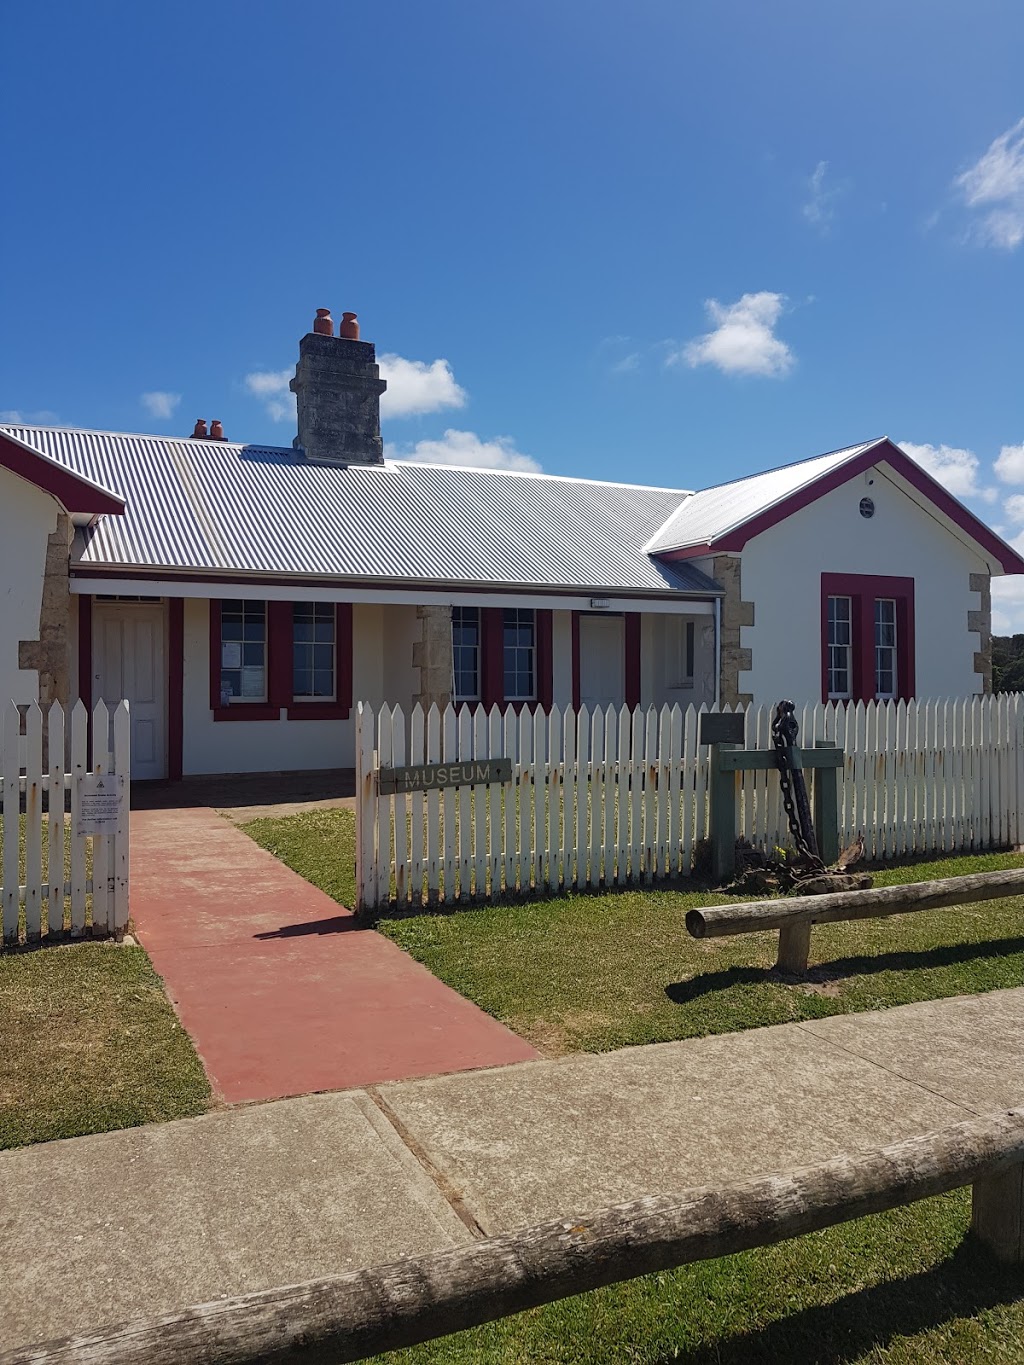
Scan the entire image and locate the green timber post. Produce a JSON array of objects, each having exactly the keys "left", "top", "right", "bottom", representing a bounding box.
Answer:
[
  {"left": 813, "top": 740, "right": 840, "bottom": 867},
  {"left": 709, "top": 743, "right": 739, "bottom": 883}
]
